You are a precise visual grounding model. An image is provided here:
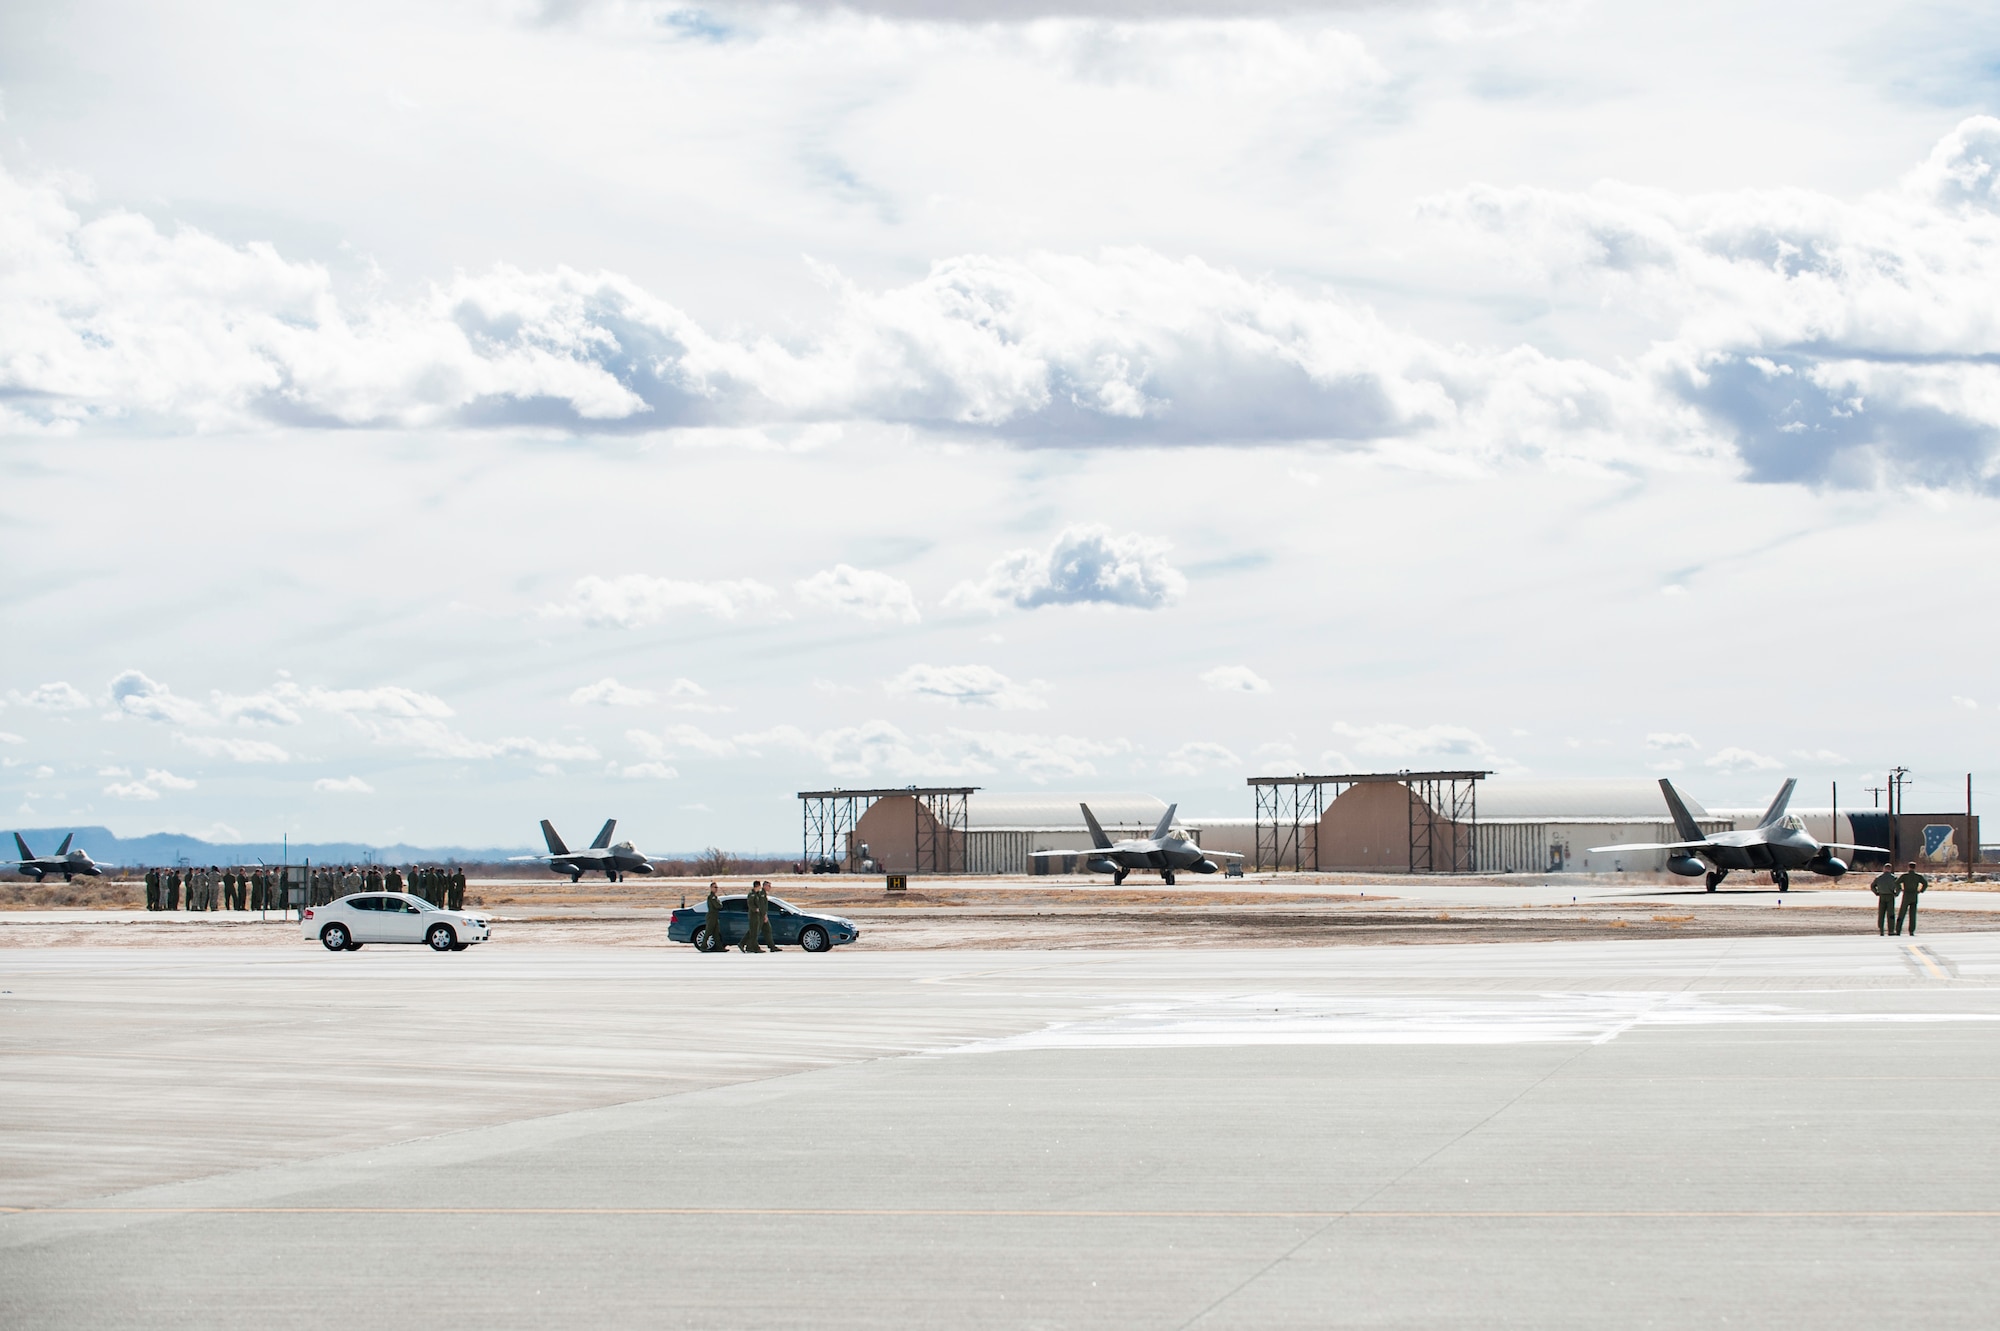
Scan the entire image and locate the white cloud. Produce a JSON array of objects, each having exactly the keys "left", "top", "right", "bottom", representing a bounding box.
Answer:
[
  {"left": 1704, "top": 746, "right": 1783, "bottom": 773},
  {"left": 629, "top": 724, "right": 740, "bottom": 760},
  {"left": 1160, "top": 741, "right": 1242, "bottom": 777},
  {"left": 733, "top": 718, "right": 1123, "bottom": 781},
  {"left": 1952, "top": 696, "right": 1979, "bottom": 710},
  {"left": 313, "top": 776, "right": 375, "bottom": 793},
  {"left": 12, "top": 682, "right": 91, "bottom": 712},
  {"left": 1330, "top": 721, "right": 1499, "bottom": 764},
  {"left": 174, "top": 734, "right": 292, "bottom": 763},
  {"left": 796, "top": 565, "right": 921, "bottom": 624},
  {"left": 569, "top": 677, "right": 657, "bottom": 707},
  {"left": 1791, "top": 749, "right": 1850, "bottom": 765},
  {"left": 948, "top": 525, "right": 1186, "bottom": 612},
  {"left": 97, "top": 765, "right": 131, "bottom": 777},
  {"left": 0, "top": 732, "right": 23, "bottom": 745},
  {"left": 273, "top": 681, "right": 454, "bottom": 719},
  {"left": 1199, "top": 665, "right": 1271, "bottom": 694},
  {"left": 211, "top": 690, "right": 302, "bottom": 726},
  {"left": 144, "top": 768, "right": 197, "bottom": 791},
  {"left": 108, "top": 670, "right": 211, "bottom": 724},
  {"left": 620, "top": 761, "right": 678, "bottom": 780},
  {"left": 1645, "top": 732, "right": 1700, "bottom": 750},
  {"left": 103, "top": 780, "right": 160, "bottom": 801},
  {"left": 543, "top": 575, "right": 778, "bottom": 628},
  {"left": 34, "top": 765, "right": 54, "bottom": 780},
  {"left": 883, "top": 663, "right": 1048, "bottom": 710}
]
